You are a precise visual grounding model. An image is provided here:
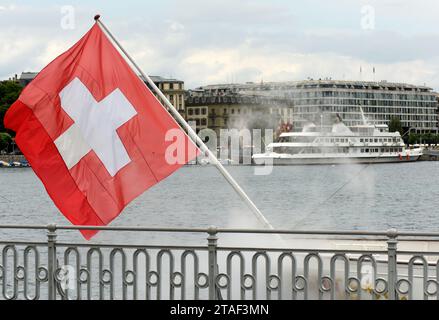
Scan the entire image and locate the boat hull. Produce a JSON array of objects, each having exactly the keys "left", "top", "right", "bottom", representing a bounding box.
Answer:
[{"left": 253, "top": 155, "right": 421, "bottom": 165}]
